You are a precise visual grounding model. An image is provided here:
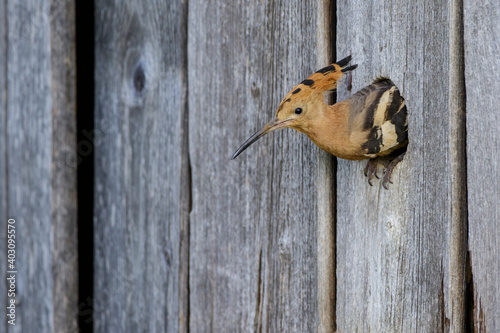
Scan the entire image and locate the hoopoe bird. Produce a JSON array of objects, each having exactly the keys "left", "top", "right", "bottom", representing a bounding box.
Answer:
[{"left": 231, "top": 56, "right": 408, "bottom": 189}]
